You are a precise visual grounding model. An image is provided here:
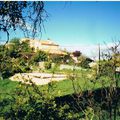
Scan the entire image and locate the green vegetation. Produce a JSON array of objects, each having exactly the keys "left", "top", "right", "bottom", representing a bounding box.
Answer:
[
  {"left": 0, "top": 38, "right": 49, "bottom": 78},
  {"left": 0, "top": 71, "right": 120, "bottom": 119},
  {"left": 0, "top": 37, "right": 120, "bottom": 119},
  {"left": 32, "top": 50, "right": 48, "bottom": 63},
  {"left": 0, "top": 1, "right": 45, "bottom": 39},
  {"left": 0, "top": 79, "right": 18, "bottom": 99},
  {"left": 1, "top": 1, "right": 120, "bottom": 119},
  {"left": 1, "top": 68, "right": 119, "bottom": 98},
  {"left": 78, "top": 55, "right": 93, "bottom": 68}
]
